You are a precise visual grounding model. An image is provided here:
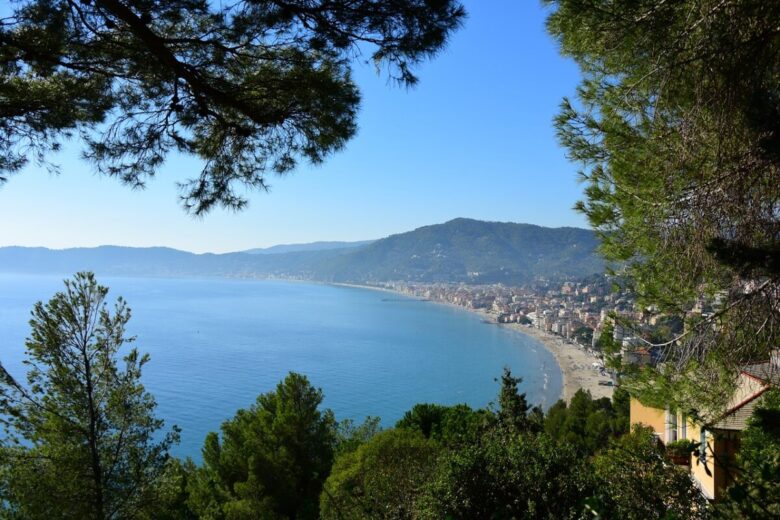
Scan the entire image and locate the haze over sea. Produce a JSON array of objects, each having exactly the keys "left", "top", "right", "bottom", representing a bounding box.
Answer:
[{"left": 0, "top": 273, "right": 562, "bottom": 459}]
